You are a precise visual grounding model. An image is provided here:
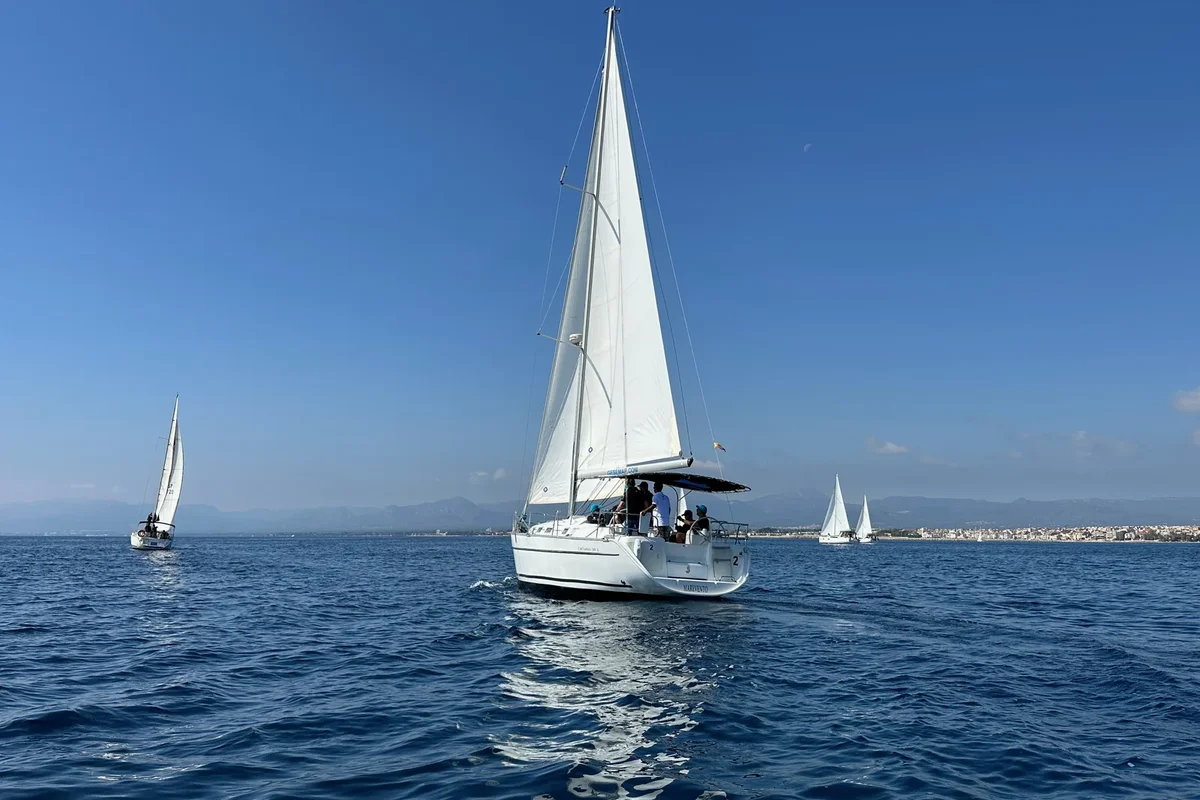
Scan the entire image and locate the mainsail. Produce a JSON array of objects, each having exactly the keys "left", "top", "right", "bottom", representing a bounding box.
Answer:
[
  {"left": 820, "top": 475, "right": 851, "bottom": 538},
  {"left": 527, "top": 10, "right": 684, "bottom": 510},
  {"left": 152, "top": 397, "right": 184, "bottom": 526},
  {"left": 855, "top": 495, "right": 873, "bottom": 539}
]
